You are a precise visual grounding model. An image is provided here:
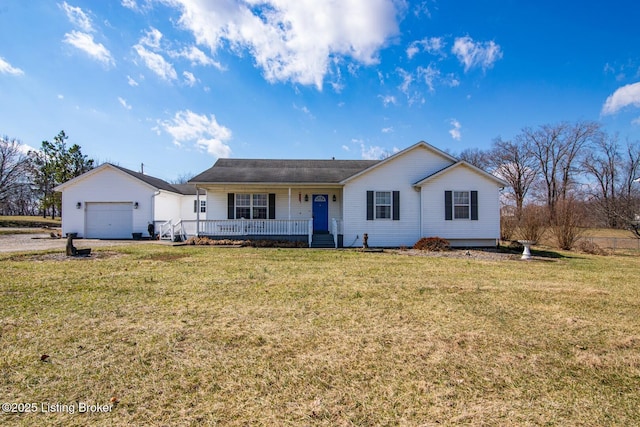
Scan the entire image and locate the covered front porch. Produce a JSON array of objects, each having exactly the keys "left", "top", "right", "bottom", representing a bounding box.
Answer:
[{"left": 159, "top": 217, "right": 344, "bottom": 248}]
